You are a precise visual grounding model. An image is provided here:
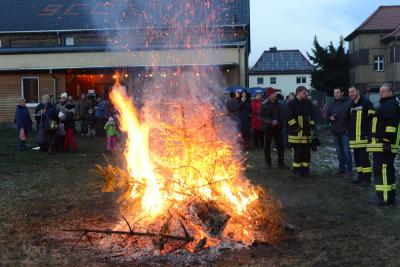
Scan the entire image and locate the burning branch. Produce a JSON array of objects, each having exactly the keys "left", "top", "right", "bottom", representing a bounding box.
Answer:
[
  {"left": 86, "top": 83, "right": 283, "bottom": 254},
  {"left": 64, "top": 228, "right": 194, "bottom": 244}
]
